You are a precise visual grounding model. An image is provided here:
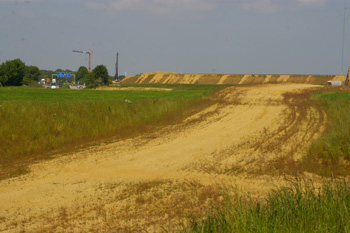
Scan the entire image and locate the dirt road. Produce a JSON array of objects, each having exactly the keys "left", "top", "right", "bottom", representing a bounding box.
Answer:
[{"left": 0, "top": 84, "right": 325, "bottom": 232}]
